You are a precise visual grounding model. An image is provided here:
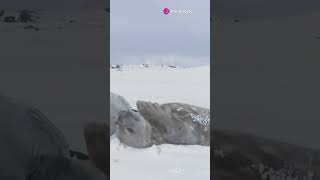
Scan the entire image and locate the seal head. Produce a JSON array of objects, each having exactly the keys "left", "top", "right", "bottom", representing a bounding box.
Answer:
[{"left": 116, "top": 110, "right": 153, "bottom": 148}]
